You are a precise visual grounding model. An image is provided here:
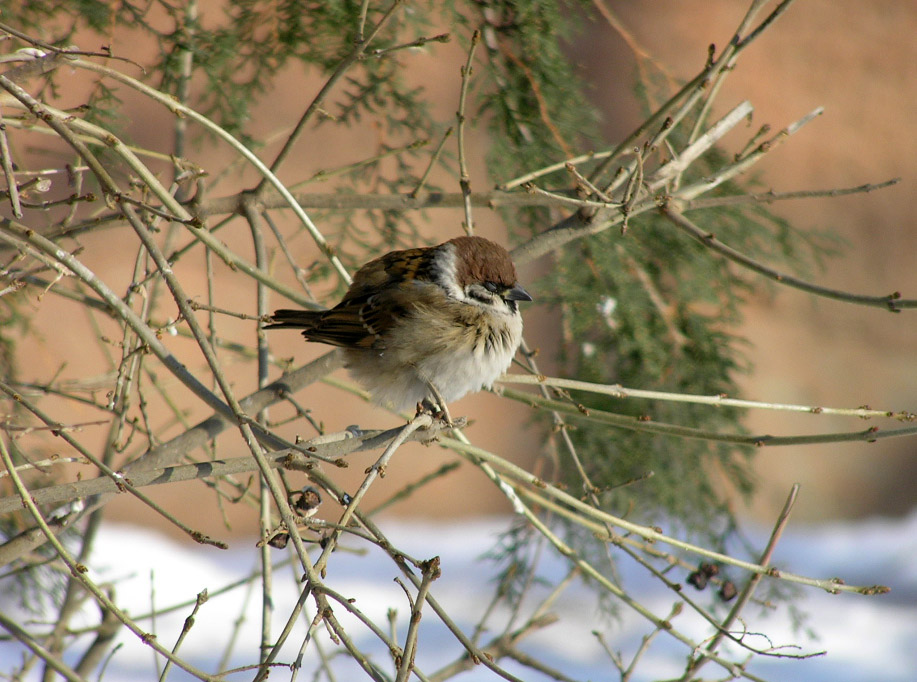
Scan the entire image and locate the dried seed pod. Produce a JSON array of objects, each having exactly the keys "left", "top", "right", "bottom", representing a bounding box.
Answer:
[
  {"left": 719, "top": 580, "right": 738, "bottom": 602},
  {"left": 687, "top": 570, "right": 708, "bottom": 590},
  {"left": 290, "top": 486, "right": 322, "bottom": 518}
]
